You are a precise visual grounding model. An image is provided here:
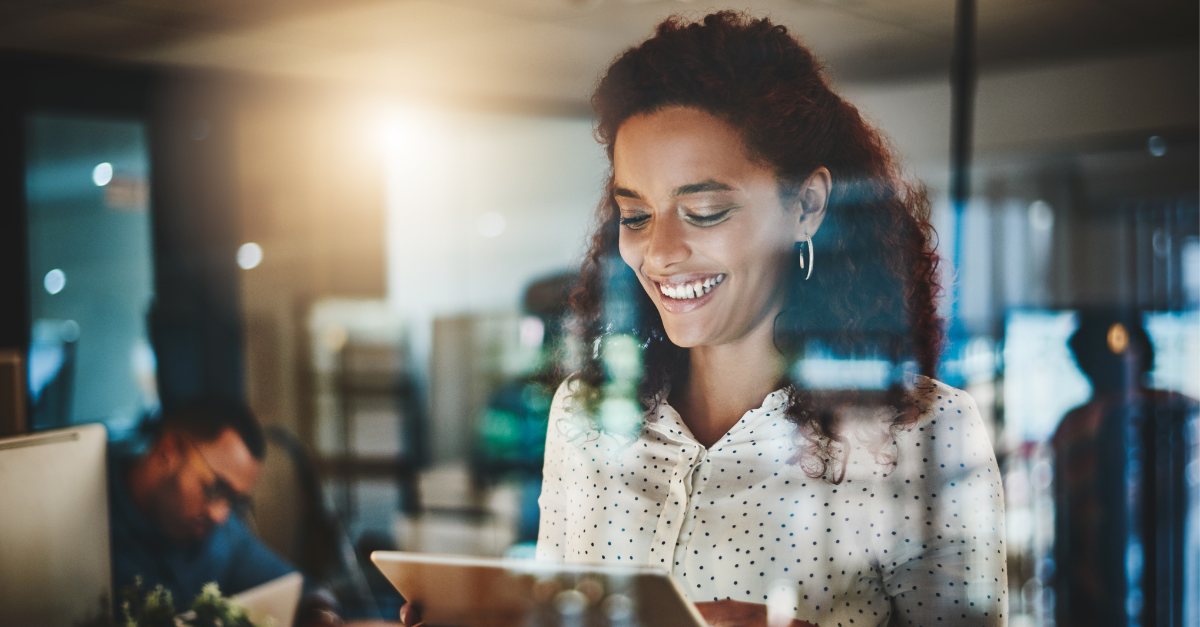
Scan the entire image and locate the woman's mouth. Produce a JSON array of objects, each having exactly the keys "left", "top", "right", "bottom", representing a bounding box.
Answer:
[
  {"left": 654, "top": 274, "right": 725, "bottom": 314},
  {"left": 657, "top": 274, "right": 724, "bottom": 300}
]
